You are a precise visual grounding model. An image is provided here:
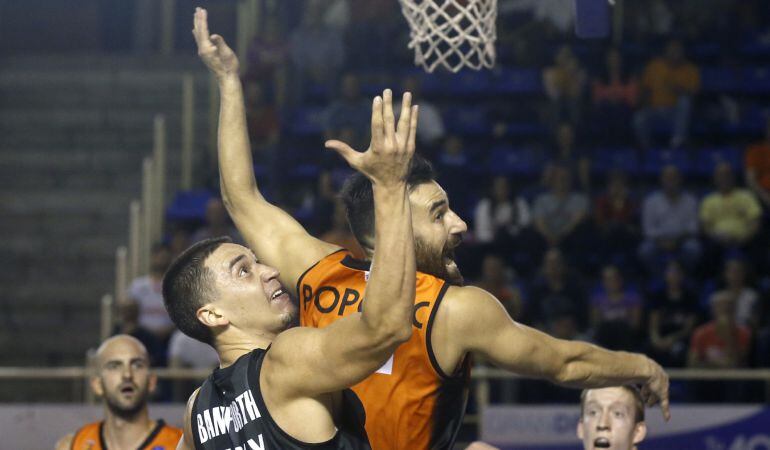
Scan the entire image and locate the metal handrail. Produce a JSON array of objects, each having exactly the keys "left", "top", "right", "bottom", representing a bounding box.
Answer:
[{"left": 2, "top": 366, "right": 769, "bottom": 382}]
